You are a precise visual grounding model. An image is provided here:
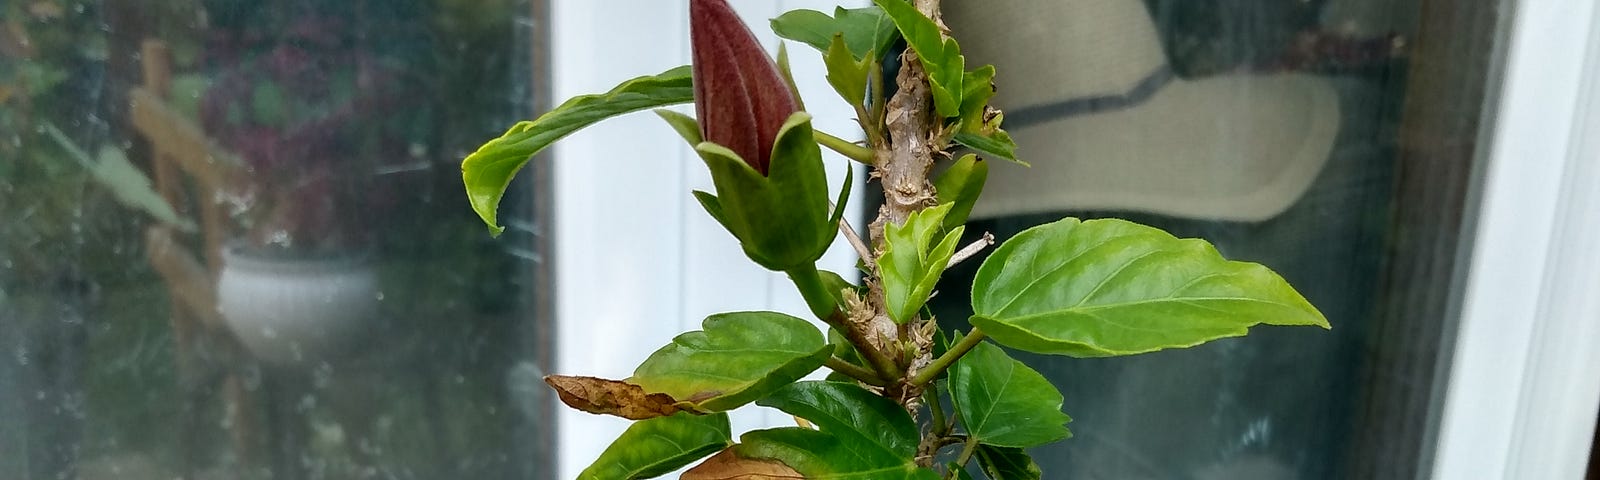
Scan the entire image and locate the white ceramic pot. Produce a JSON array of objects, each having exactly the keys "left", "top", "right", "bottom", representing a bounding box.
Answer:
[{"left": 217, "top": 246, "right": 379, "bottom": 365}]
